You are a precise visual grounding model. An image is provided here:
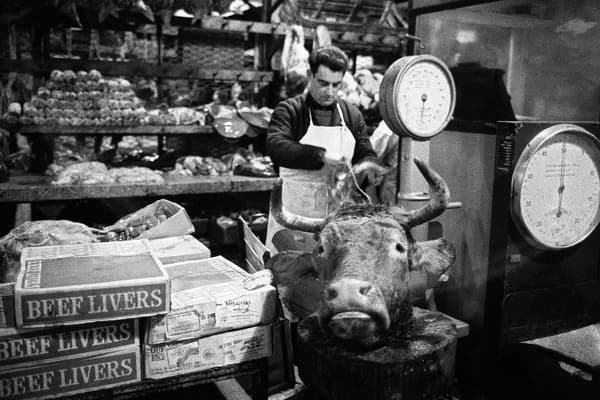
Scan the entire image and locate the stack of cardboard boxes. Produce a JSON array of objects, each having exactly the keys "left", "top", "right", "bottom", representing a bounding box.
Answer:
[
  {"left": 0, "top": 205, "right": 278, "bottom": 399},
  {"left": 143, "top": 255, "right": 276, "bottom": 379}
]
